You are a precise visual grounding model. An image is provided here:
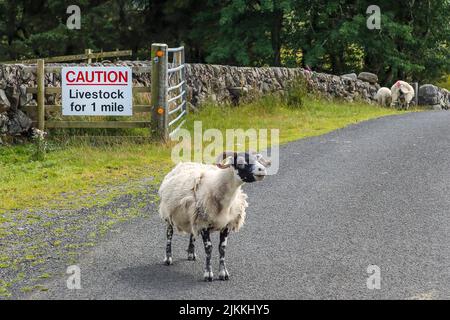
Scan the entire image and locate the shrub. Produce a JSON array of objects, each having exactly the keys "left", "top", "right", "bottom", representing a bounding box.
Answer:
[{"left": 284, "top": 77, "right": 308, "bottom": 109}]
